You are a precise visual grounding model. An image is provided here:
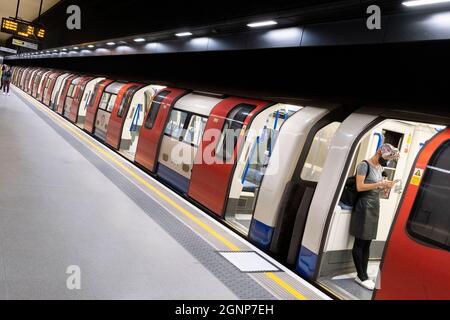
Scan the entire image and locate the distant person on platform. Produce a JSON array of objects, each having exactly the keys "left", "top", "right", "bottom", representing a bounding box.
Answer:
[
  {"left": 2, "top": 66, "right": 12, "bottom": 96},
  {"left": 0, "top": 64, "right": 5, "bottom": 90}
]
